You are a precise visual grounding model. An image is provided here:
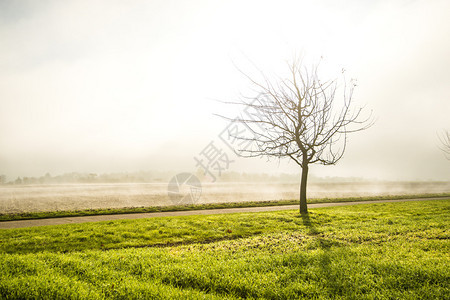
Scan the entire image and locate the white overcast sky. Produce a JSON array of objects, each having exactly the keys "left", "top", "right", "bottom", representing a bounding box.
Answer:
[{"left": 0, "top": 0, "right": 449, "bottom": 180}]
